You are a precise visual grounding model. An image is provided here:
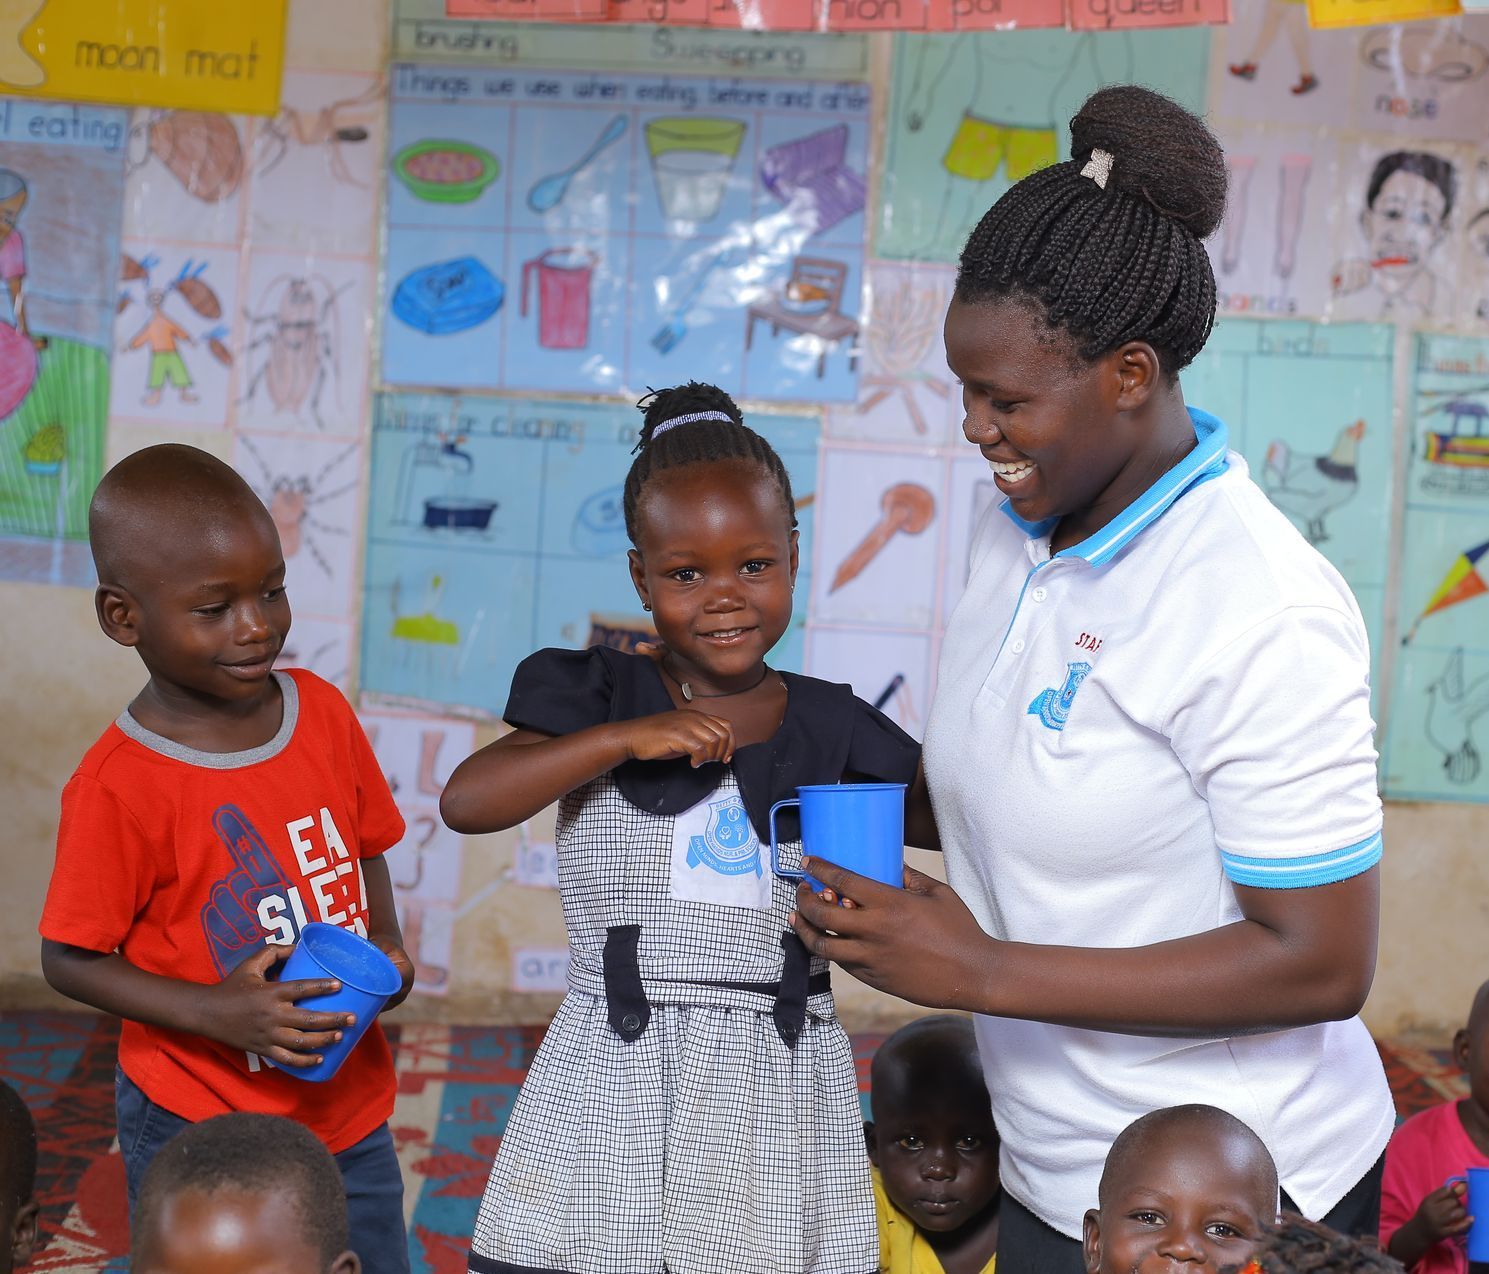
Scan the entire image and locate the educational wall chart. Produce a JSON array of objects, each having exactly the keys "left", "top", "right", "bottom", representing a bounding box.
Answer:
[
  {"left": 0, "top": 100, "right": 126, "bottom": 587},
  {"left": 360, "top": 709, "right": 477, "bottom": 996},
  {"left": 359, "top": 393, "right": 820, "bottom": 717},
  {"left": 1180, "top": 318, "right": 1397, "bottom": 691},
  {"left": 382, "top": 63, "right": 869, "bottom": 402},
  {"left": 877, "top": 27, "right": 1210, "bottom": 263},
  {"left": 1384, "top": 334, "right": 1489, "bottom": 802}
]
